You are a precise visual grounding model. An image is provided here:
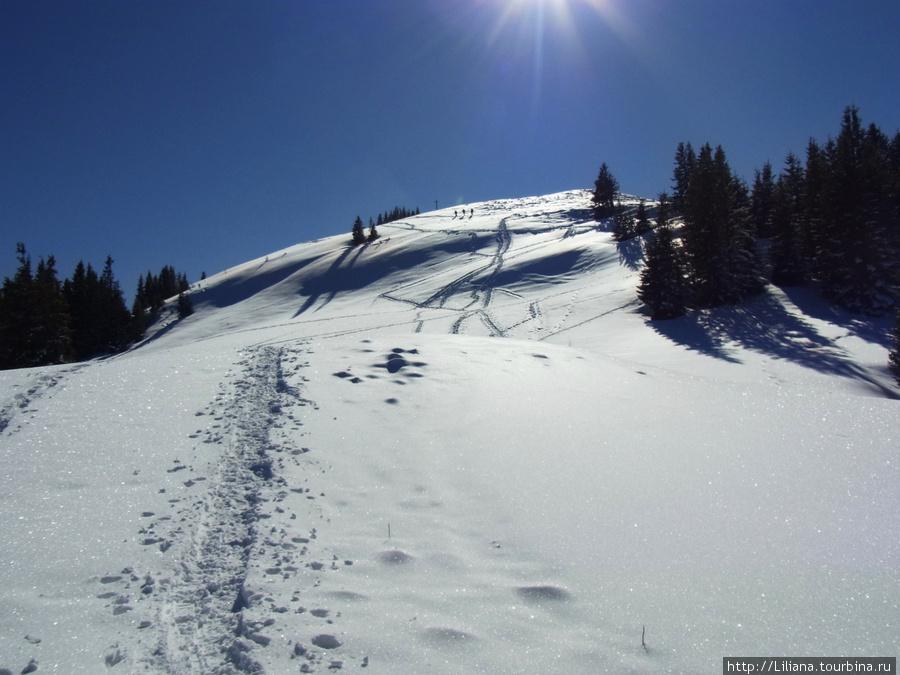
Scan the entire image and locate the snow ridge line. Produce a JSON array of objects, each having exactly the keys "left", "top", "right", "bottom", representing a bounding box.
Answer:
[{"left": 149, "top": 345, "right": 308, "bottom": 674}]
